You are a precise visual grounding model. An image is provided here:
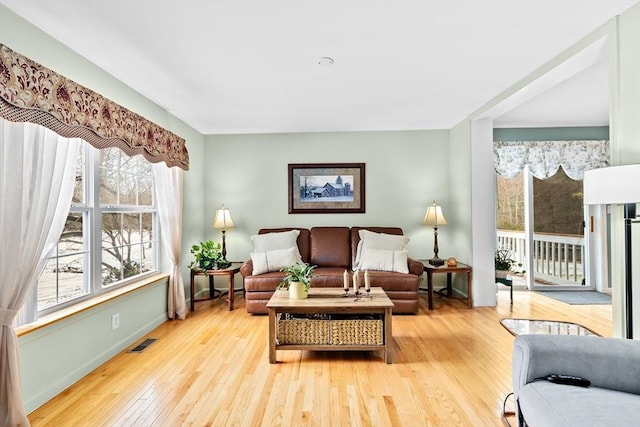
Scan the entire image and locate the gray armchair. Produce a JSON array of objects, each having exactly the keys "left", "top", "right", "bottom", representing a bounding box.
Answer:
[{"left": 512, "top": 334, "right": 640, "bottom": 427}]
